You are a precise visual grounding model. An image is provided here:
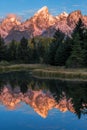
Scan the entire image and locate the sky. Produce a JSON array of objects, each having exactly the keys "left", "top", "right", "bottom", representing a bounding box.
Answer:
[{"left": 0, "top": 0, "right": 87, "bottom": 20}]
